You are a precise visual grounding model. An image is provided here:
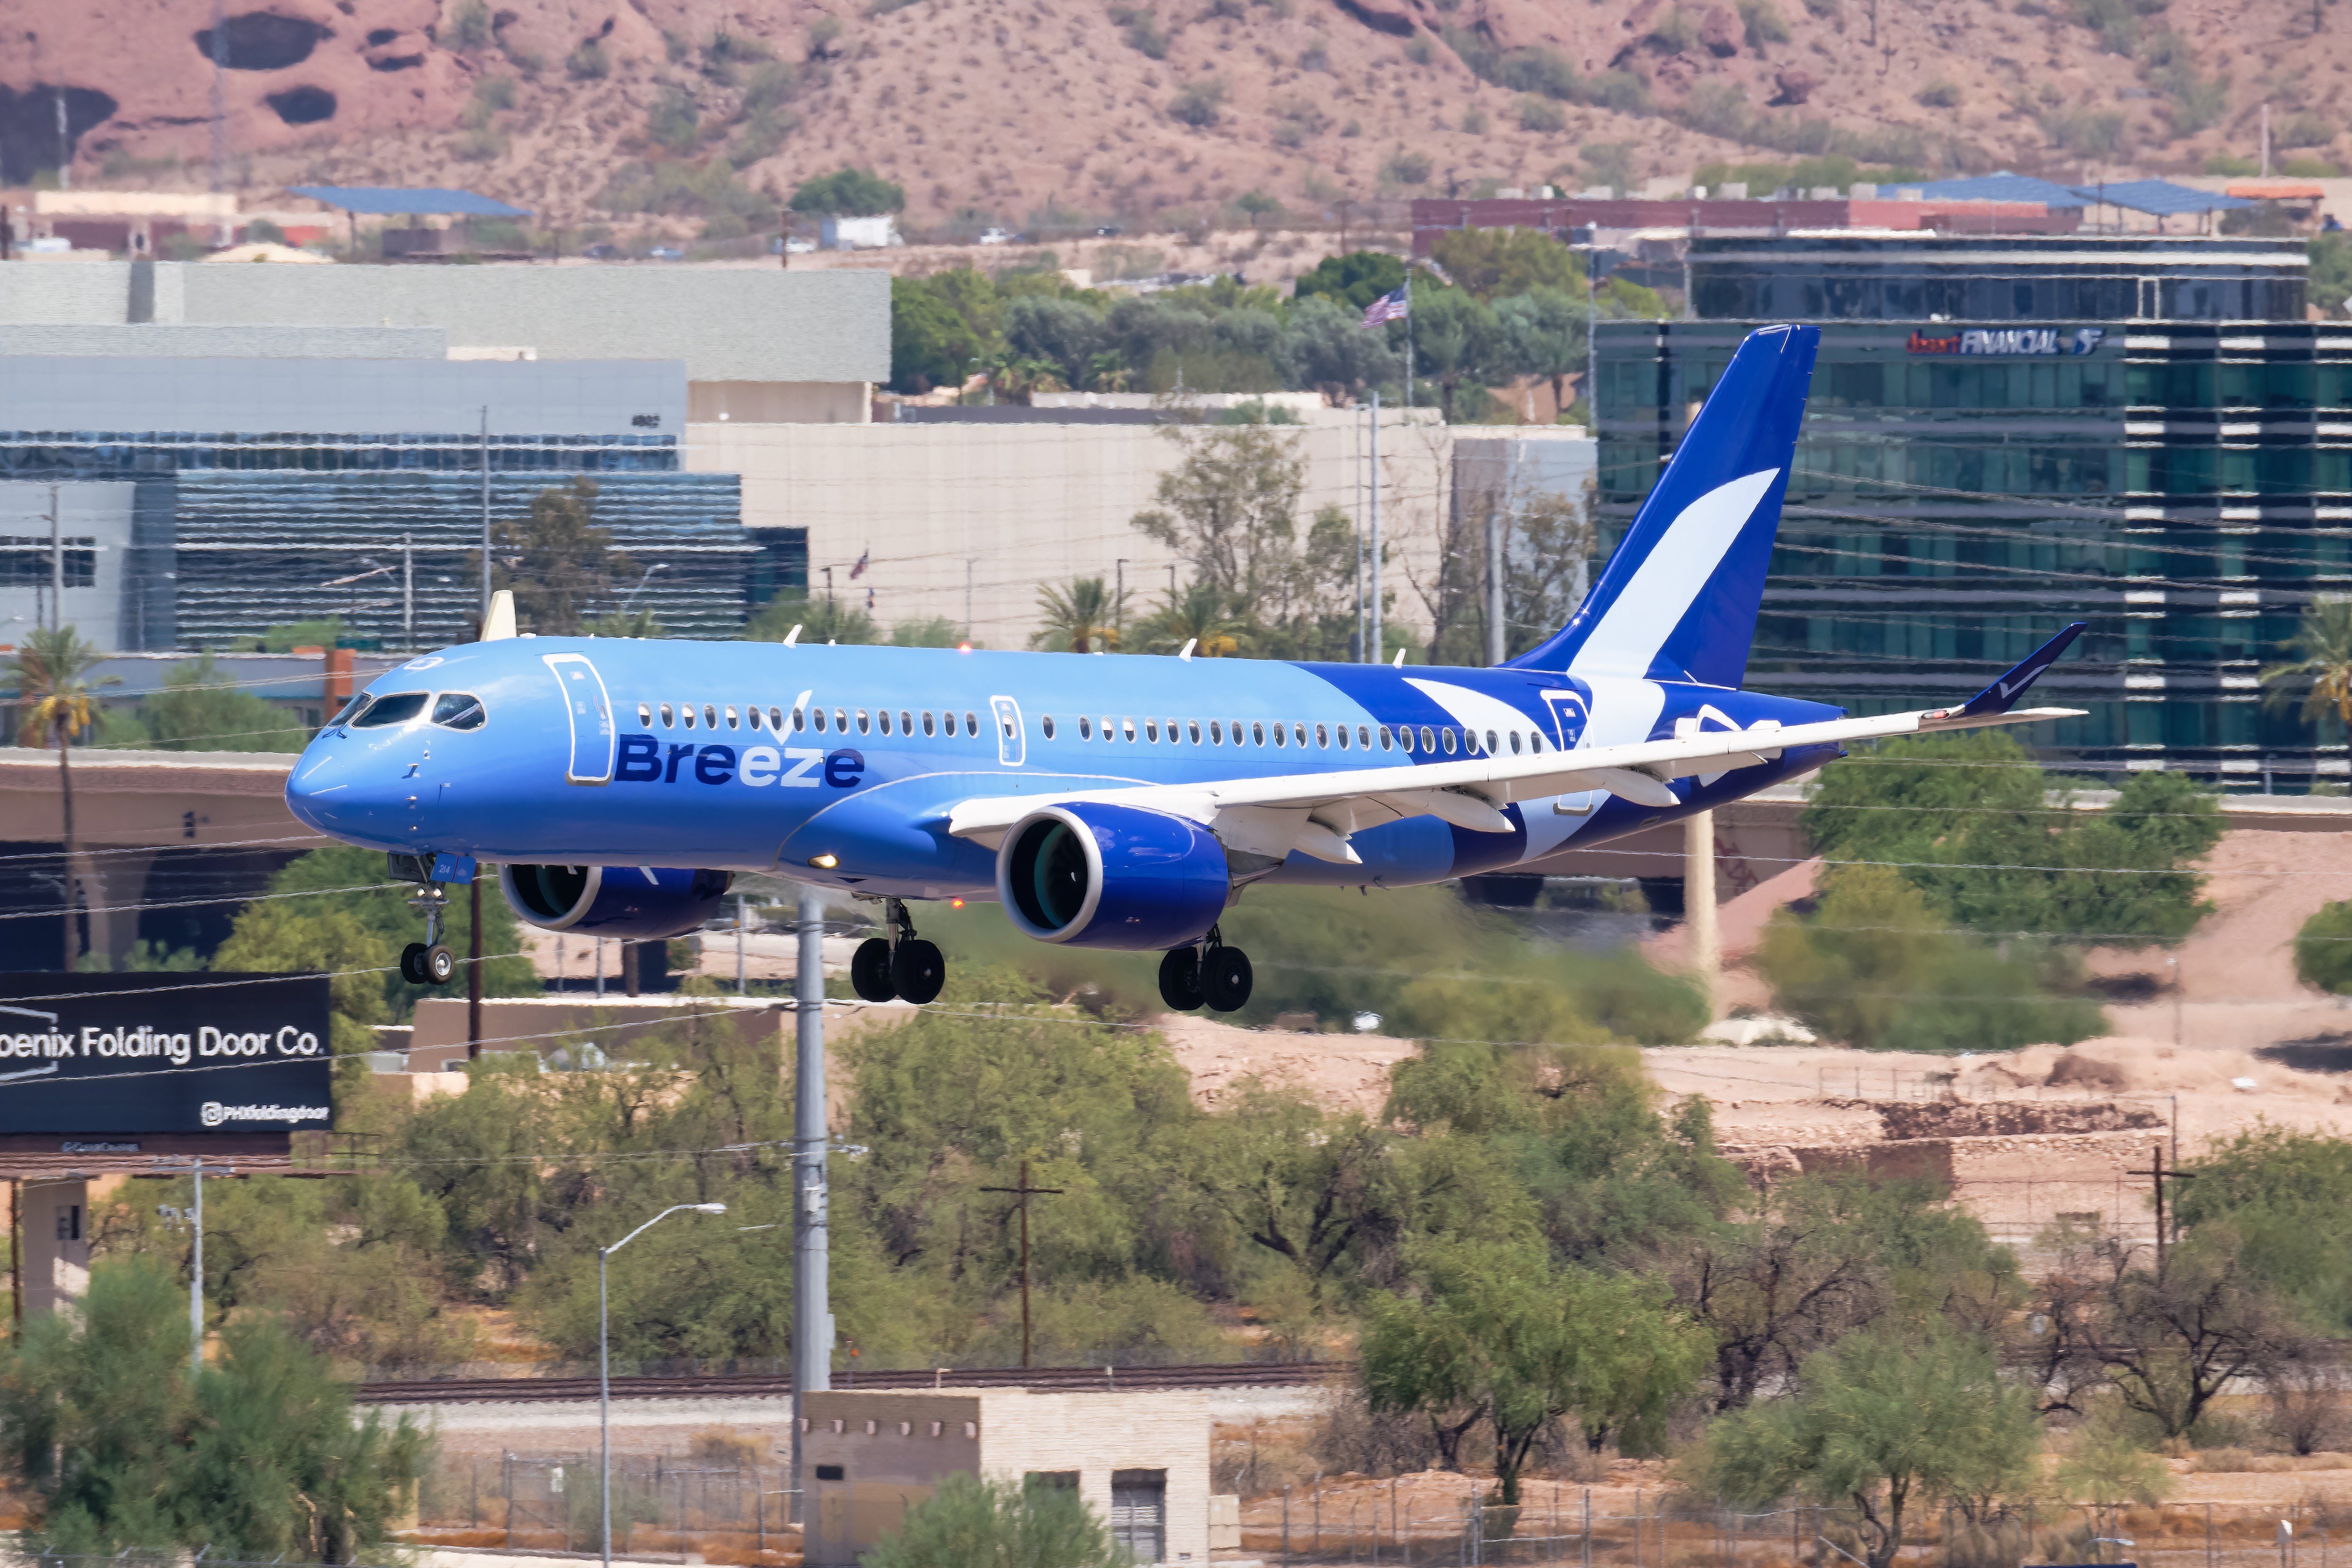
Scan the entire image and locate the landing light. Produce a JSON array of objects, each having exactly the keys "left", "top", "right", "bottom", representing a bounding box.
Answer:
[
  {"left": 957, "top": 642, "right": 973, "bottom": 653},
  {"left": 950, "top": 897, "right": 965, "bottom": 909},
  {"left": 808, "top": 853, "right": 839, "bottom": 869}
]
